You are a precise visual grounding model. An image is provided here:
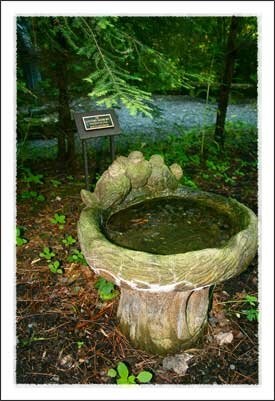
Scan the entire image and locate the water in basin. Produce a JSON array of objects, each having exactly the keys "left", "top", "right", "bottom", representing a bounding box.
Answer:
[{"left": 103, "top": 197, "right": 236, "bottom": 255}]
